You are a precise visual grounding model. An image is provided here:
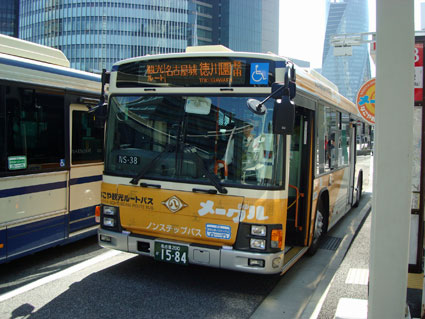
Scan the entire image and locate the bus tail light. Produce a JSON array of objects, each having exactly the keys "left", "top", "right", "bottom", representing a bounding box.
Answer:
[
  {"left": 271, "top": 229, "right": 283, "bottom": 249},
  {"left": 95, "top": 206, "right": 101, "bottom": 223}
]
